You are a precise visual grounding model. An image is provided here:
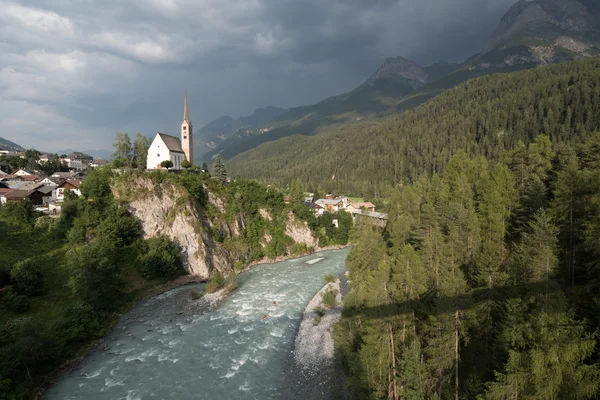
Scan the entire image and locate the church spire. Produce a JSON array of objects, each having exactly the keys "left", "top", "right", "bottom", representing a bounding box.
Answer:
[{"left": 183, "top": 90, "right": 190, "bottom": 123}]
